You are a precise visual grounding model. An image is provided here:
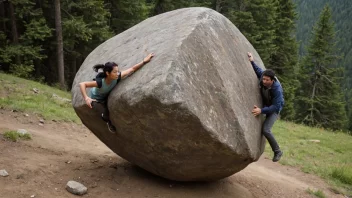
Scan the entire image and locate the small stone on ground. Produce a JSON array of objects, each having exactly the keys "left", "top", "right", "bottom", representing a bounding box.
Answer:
[
  {"left": 0, "top": 169, "right": 9, "bottom": 177},
  {"left": 17, "top": 129, "right": 28, "bottom": 135},
  {"left": 66, "top": 180, "right": 87, "bottom": 195}
]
